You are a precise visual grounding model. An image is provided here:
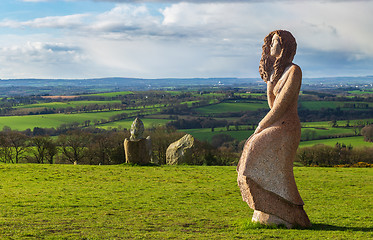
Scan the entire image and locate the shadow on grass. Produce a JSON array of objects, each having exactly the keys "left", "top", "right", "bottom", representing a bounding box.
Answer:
[
  {"left": 242, "top": 221, "right": 372, "bottom": 232},
  {"left": 310, "top": 223, "right": 373, "bottom": 232}
]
